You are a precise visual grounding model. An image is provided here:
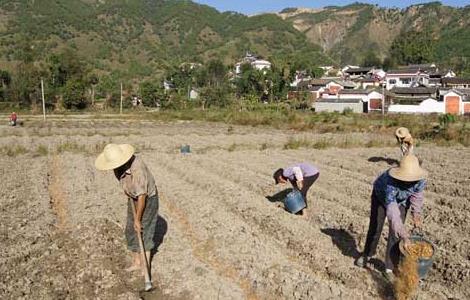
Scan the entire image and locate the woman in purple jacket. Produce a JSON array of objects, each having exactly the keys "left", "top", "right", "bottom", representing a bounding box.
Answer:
[
  {"left": 355, "top": 154, "right": 427, "bottom": 281},
  {"left": 273, "top": 162, "right": 320, "bottom": 215}
]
